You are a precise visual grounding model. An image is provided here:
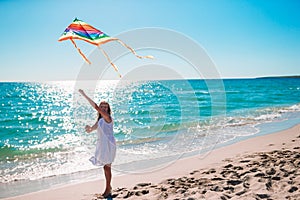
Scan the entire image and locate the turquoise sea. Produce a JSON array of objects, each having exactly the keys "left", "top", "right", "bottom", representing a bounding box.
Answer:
[{"left": 1, "top": 78, "right": 300, "bottom": 198}]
